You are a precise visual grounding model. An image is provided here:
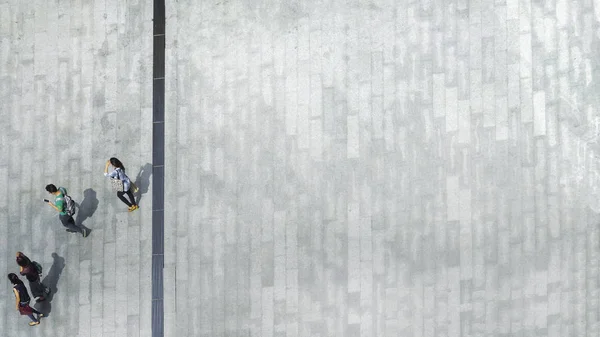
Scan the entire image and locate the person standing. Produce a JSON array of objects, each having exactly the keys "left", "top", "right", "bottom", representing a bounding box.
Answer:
[
  {"left": 16, "top": 252, "right": 50, "bottom": 302},
  {"left": 8, "top": 273, "right": 43, "bottom": 326},
  {"left": 104, "top": 157, "right": 139, "bottom": 212},
  {"left": 45, "top": 184, "right": 89, "bottom": 237}
]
